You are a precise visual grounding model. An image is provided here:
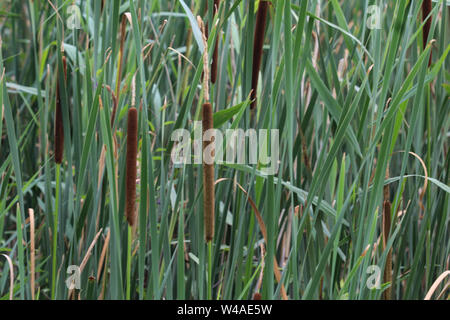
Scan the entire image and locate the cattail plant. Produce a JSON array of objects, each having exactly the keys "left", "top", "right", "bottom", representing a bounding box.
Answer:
[
  {"left": 250, "top": 1, "right": 269, "bottom": 111},
  {"left": 124, "top": 101, "right": 137, "bottom": 301},
  {"left": 198, "top": 16, "right": 216, "bottom": 301},
  {"left": 421, "top": 0, "right": 432, "bottom": 66},
  {"left": 198, "top": 16, "right": 215, "bottom": 243},
  {"left": 51, "top": 53, "right": 67, "bottom": 299},
  {"left": 125, "top": 107, "right": 138, "bottom": 227},
  {"left": 382, "top": 167, "right": 392, "bottom": 300}
]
